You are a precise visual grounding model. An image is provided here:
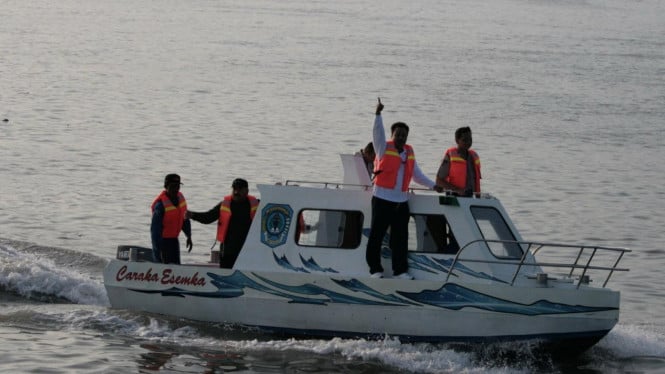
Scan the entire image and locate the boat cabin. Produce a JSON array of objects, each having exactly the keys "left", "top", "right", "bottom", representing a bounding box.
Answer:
[{"left": 231, "top": 154, "right": 538, "bottom": 284}]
